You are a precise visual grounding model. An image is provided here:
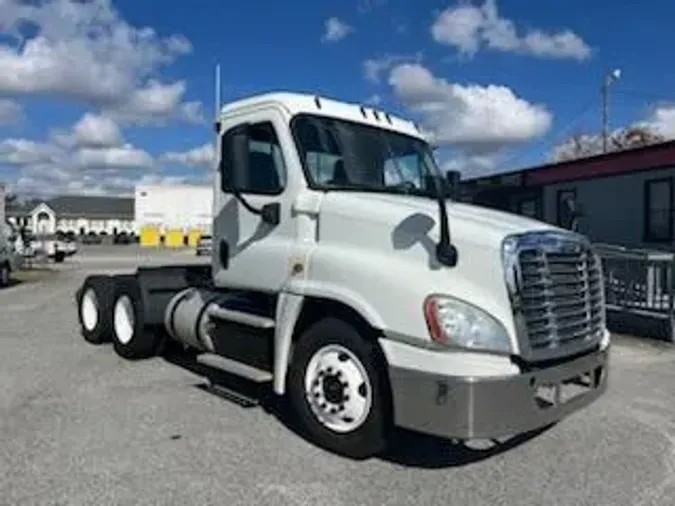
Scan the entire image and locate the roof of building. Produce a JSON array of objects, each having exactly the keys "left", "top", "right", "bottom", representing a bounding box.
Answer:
[
  {"left": 7, "top": 195, "right": 133, "bottom": 219},
  {"left": 47, "top": 195, "right": 134, "bottom": 218},
  {"left": 219, "top": 91, "right": 425, "bottom": 141},
  {"left": 462, "top": 139, "right": 675, "bottom": 187}
]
